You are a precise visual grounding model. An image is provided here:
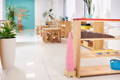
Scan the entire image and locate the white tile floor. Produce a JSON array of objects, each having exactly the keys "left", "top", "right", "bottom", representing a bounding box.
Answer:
[{"left": 1, "top": 30, "right": 120, "bottom": 80}]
